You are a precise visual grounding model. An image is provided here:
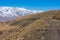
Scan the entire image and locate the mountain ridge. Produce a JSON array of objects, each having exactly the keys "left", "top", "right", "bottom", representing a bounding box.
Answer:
[{"left": 0, "top": 6, "right": 43, "bottom": 22}]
